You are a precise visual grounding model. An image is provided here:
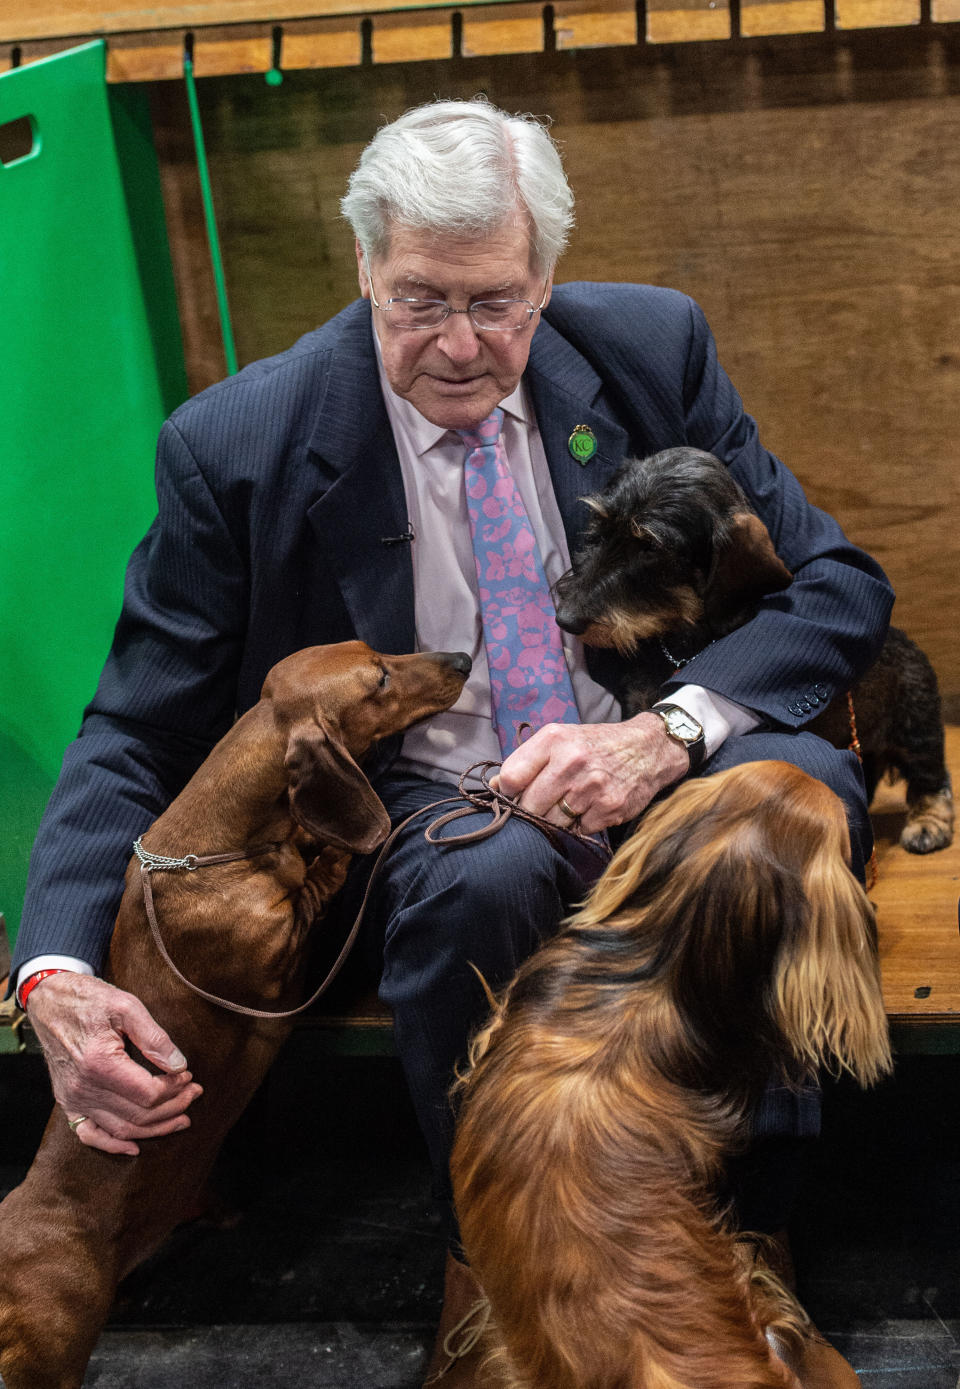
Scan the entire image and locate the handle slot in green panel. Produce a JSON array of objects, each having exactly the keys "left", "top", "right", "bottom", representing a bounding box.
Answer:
[{"left": 0, "top": 114, "right": 38, "bottom": 166}]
